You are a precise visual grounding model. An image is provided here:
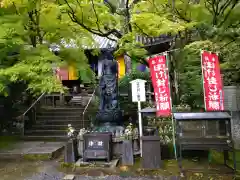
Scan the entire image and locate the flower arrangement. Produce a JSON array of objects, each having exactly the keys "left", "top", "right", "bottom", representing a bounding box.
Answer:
[
  {"left": 77, "top": 128, "right": 89, "bottom": 140},
  {"left": 67, "top": 124, "right": 77, "bottom": 139},
  {"left": 145, "top": 116, "right": 174, "bottom": 145},
  {"left": 175, "top": 104, "right": 191, "bottom": 112},
  {"left": 123, "top": 123, "right": 134, "bottom": 140}
]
